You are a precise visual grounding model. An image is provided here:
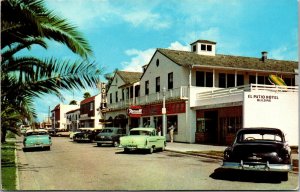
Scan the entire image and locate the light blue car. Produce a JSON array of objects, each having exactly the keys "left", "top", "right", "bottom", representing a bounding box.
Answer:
[{"left": 23, "top": 129, "right": 52, "bottom": 152}]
